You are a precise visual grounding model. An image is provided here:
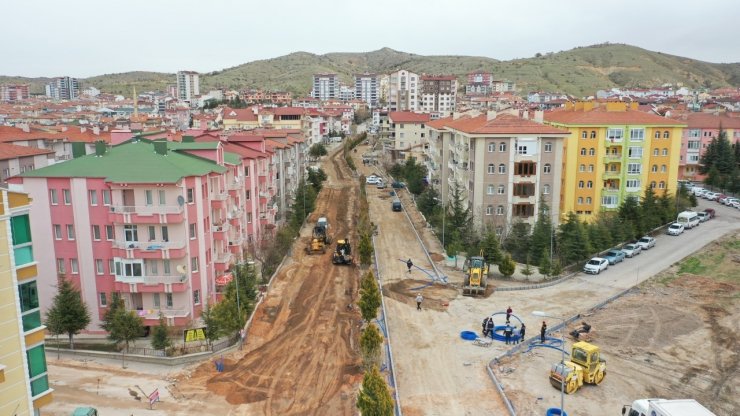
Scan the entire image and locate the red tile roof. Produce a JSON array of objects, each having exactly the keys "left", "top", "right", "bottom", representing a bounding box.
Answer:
[
  {"left": 446, "top": 114, "right": 570, "bottom": 135},
  {"left": 426, "top": 116, "right": 456, "bottom": 130},
  {"left": 681, "top": 113, "right": 740, "bottom": 129},
  {"left": 0, "top": 143, "right": 55, "bottom": 161},
  {"left": 222, "top": 107, "right": 258, "bottom": 121},
  {"left": 544, "top": 108, "right": 685, "bottom": 126},
  {"left": 388, "top": 112, "right": 431, "bottom": 123}
]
